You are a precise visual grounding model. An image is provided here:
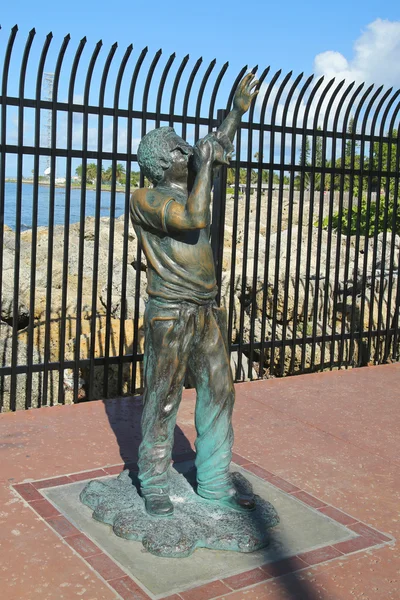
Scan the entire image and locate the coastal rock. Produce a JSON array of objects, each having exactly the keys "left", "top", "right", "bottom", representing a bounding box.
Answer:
[
  {"left": 68, "top": 316, "right": 145, "bottom": 399},
  {"left": 1, "top": 273, "right": 30, "bottom": 329},
  {"left": 100, "top": 263, "right": 147, "bottom": 320}
]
